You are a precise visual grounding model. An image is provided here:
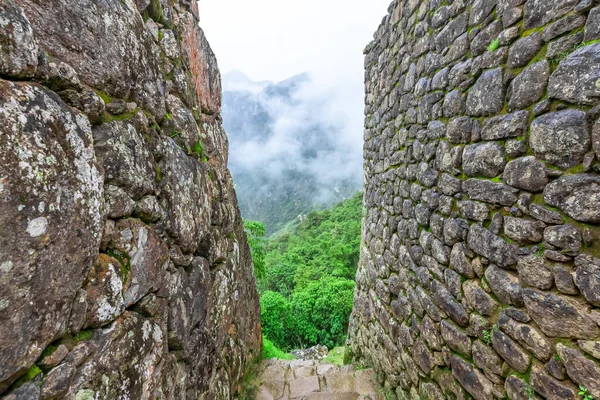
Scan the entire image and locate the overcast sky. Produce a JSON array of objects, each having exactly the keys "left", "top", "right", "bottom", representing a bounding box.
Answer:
[{"left": 198, "top": 0, "right": 391, "bottom": 83}]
